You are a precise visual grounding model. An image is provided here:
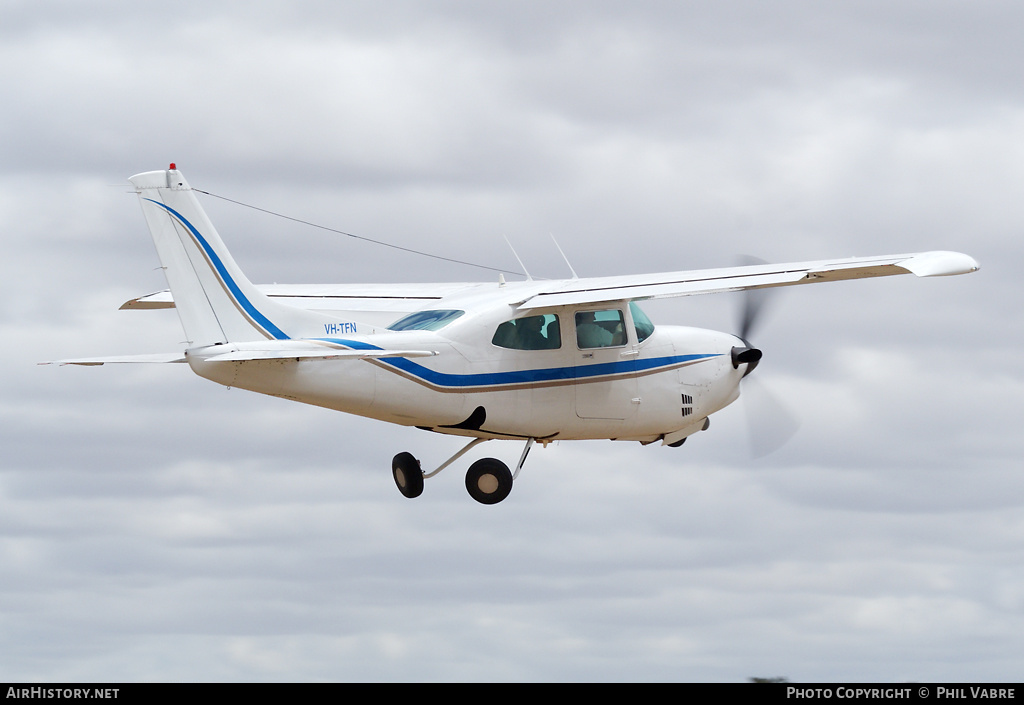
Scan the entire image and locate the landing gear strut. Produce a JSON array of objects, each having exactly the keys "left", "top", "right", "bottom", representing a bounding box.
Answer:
[{"left": 390, "top": 437, "right": 537, "bottom": 505}]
